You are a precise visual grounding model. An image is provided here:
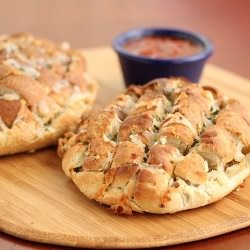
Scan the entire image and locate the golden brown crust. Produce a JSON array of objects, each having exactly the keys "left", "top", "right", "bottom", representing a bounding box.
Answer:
[
  {"left": 216, "top": 101, "right": 250, "bottom": 148},
  {"left": 174, "top": 151, "right": 208, "bottom": 185},
  {"left": 111, "top": 141, "right": 144, "bottom": 169},
  {"left": 118, "top": 114, "right": 153, "bottom": 144},
  {"left": 0, "top": 33, "right": 98, "bottom": 155},
  {"left": 160, "top": 122, "right": 196, "bottom": 153},
  {"left": 59, "top": 78, "right": 250, "bottom": 214},
  {"left": 148, "top": 144, "right": 179, "bottom": 174},
  {"left": 0, "top": 99, "right": 21, "bottom": 127},
  {"left": 173, "top": 87, "right": 212, "bottom": 133},
  {"left": 82, "top": 138, "right": 116, "bottom": 171},
  {"left": 87, "top": 110, "right": 120, "bottom": 139},
  {"left": 198, "top": 125, "right": 237, "bottom": 164},
  {"left": 0, "top": 74, "right": 46, "bottom": 106}
]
